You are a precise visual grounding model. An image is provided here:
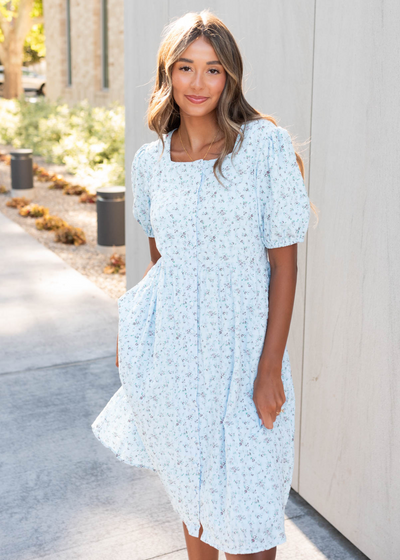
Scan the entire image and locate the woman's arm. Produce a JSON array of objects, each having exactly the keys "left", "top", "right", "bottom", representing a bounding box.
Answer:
[
  {"left": 253, "top": 243, "right": 298, "bottom": 429},
  {"left": 115, "top": 237, "right": 162, "bottom": 368}
]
